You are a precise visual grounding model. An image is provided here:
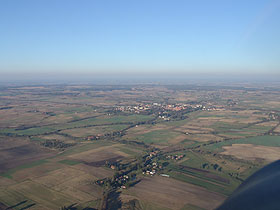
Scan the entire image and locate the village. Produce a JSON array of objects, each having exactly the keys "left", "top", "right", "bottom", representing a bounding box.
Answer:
[
  {"left": 95, "top": 149, "right": 187, "bottom": 191},
  {"left": 114, "top": 102, "right": 225, "bottom": 114}
]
